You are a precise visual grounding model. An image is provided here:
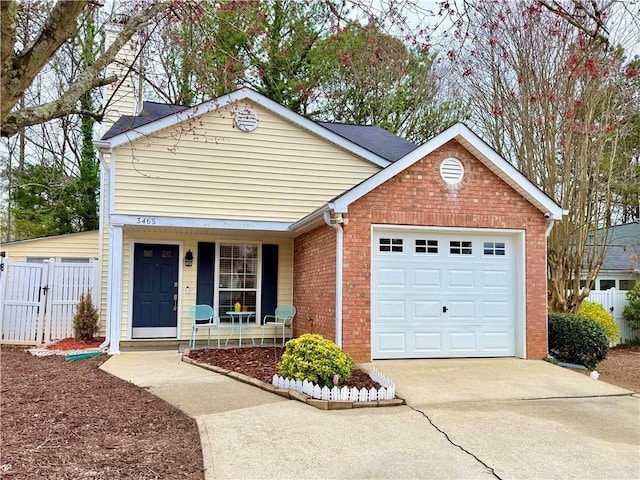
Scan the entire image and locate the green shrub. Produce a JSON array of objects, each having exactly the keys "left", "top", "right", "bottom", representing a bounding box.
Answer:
[
  {"left": 548, "top": 312, "right": 608, "bottom": 369},
  {"left": 578, "top": 300, "right": 620, "bottom": 344},
  {"left": 73, "top": 290, "right": 99, "bottom": 342},
  {"left": 622, "top": 283, "right": 640, "bottom": 332},
  {"left": 277, "top": 334, "right": 355, "bottom": 387}
]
